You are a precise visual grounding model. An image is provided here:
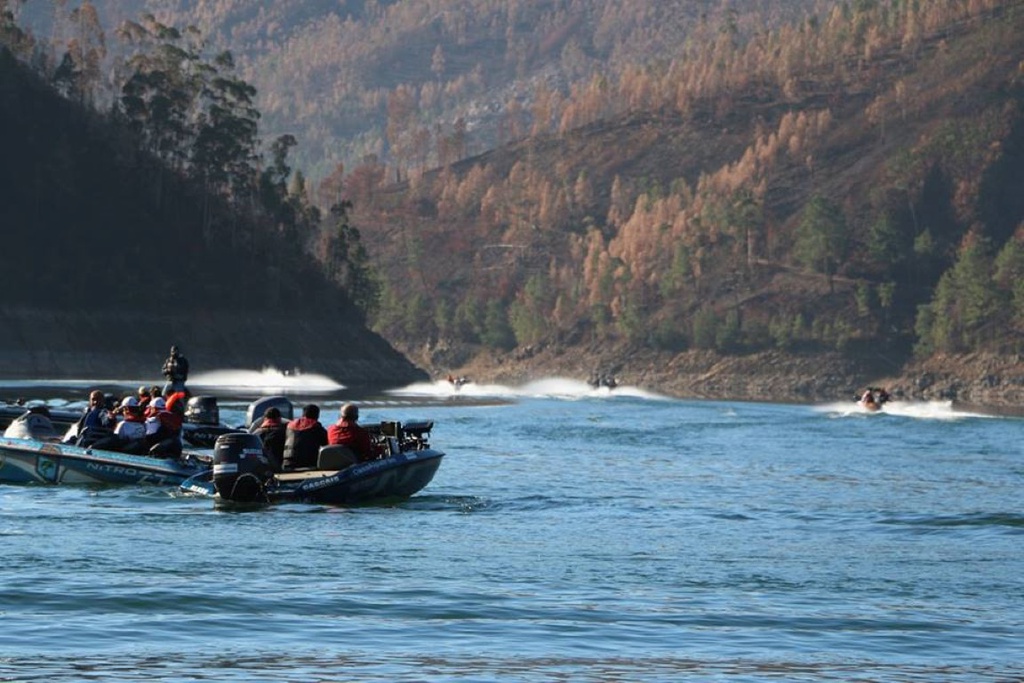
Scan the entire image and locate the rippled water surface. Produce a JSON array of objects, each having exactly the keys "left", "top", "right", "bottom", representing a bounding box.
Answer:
[{"left": 1, "top": 375, "right": 1022, "bottom": 681}]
